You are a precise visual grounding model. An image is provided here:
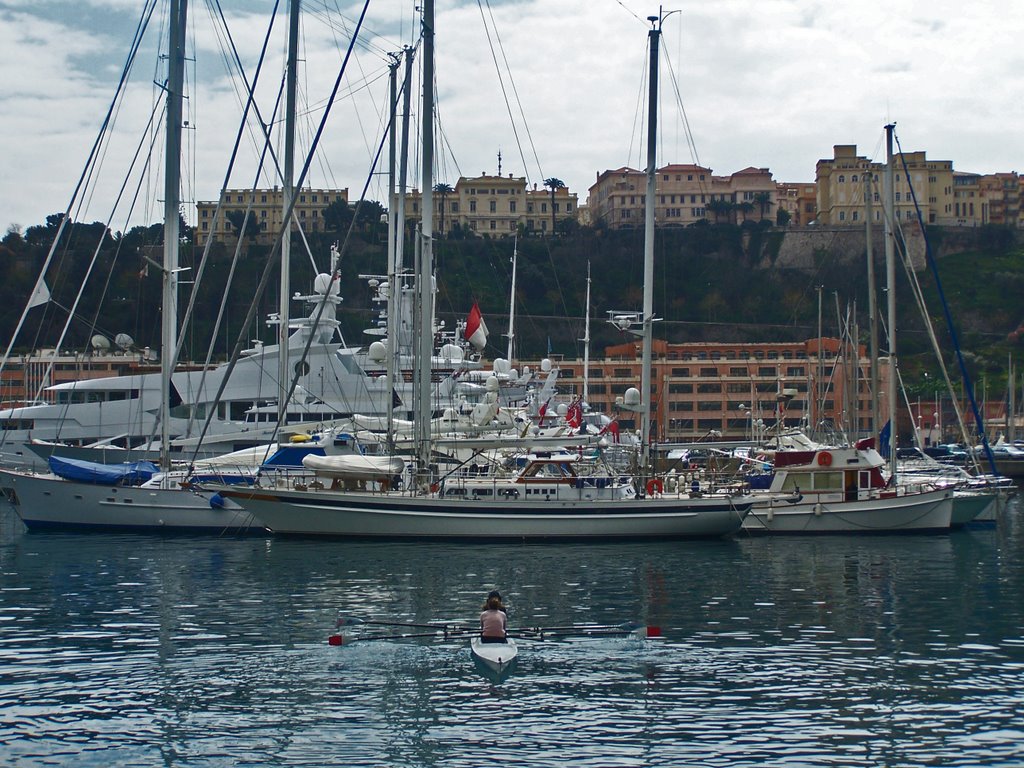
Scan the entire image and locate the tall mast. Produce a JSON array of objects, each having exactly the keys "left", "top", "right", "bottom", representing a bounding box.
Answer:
[
  {"left": 277, "top": 0, "right": 300, "bottom": 424},
  {"left": 506, "top": 236, "right": 518, "bottom": 362},
  {"left": 581, "top": 261, "right": 591, "bottom": 404},
  {"left": 640, "top": 14, "right": 660, "bottom": 472},
  {"left": 160, "top": 0, "right": 186, "bottom": 471},
  {"left": 385, "top": 54, "right": 399, "bottom": 440},
  {"left": 883, "top": 123, "right": 897, "bottom": 476},
  {"left": 414, "top": 0, "right": 436, "bottom": 488},
  {"left": 865, "top": 168, "right": 879, "bottom": 438}
]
